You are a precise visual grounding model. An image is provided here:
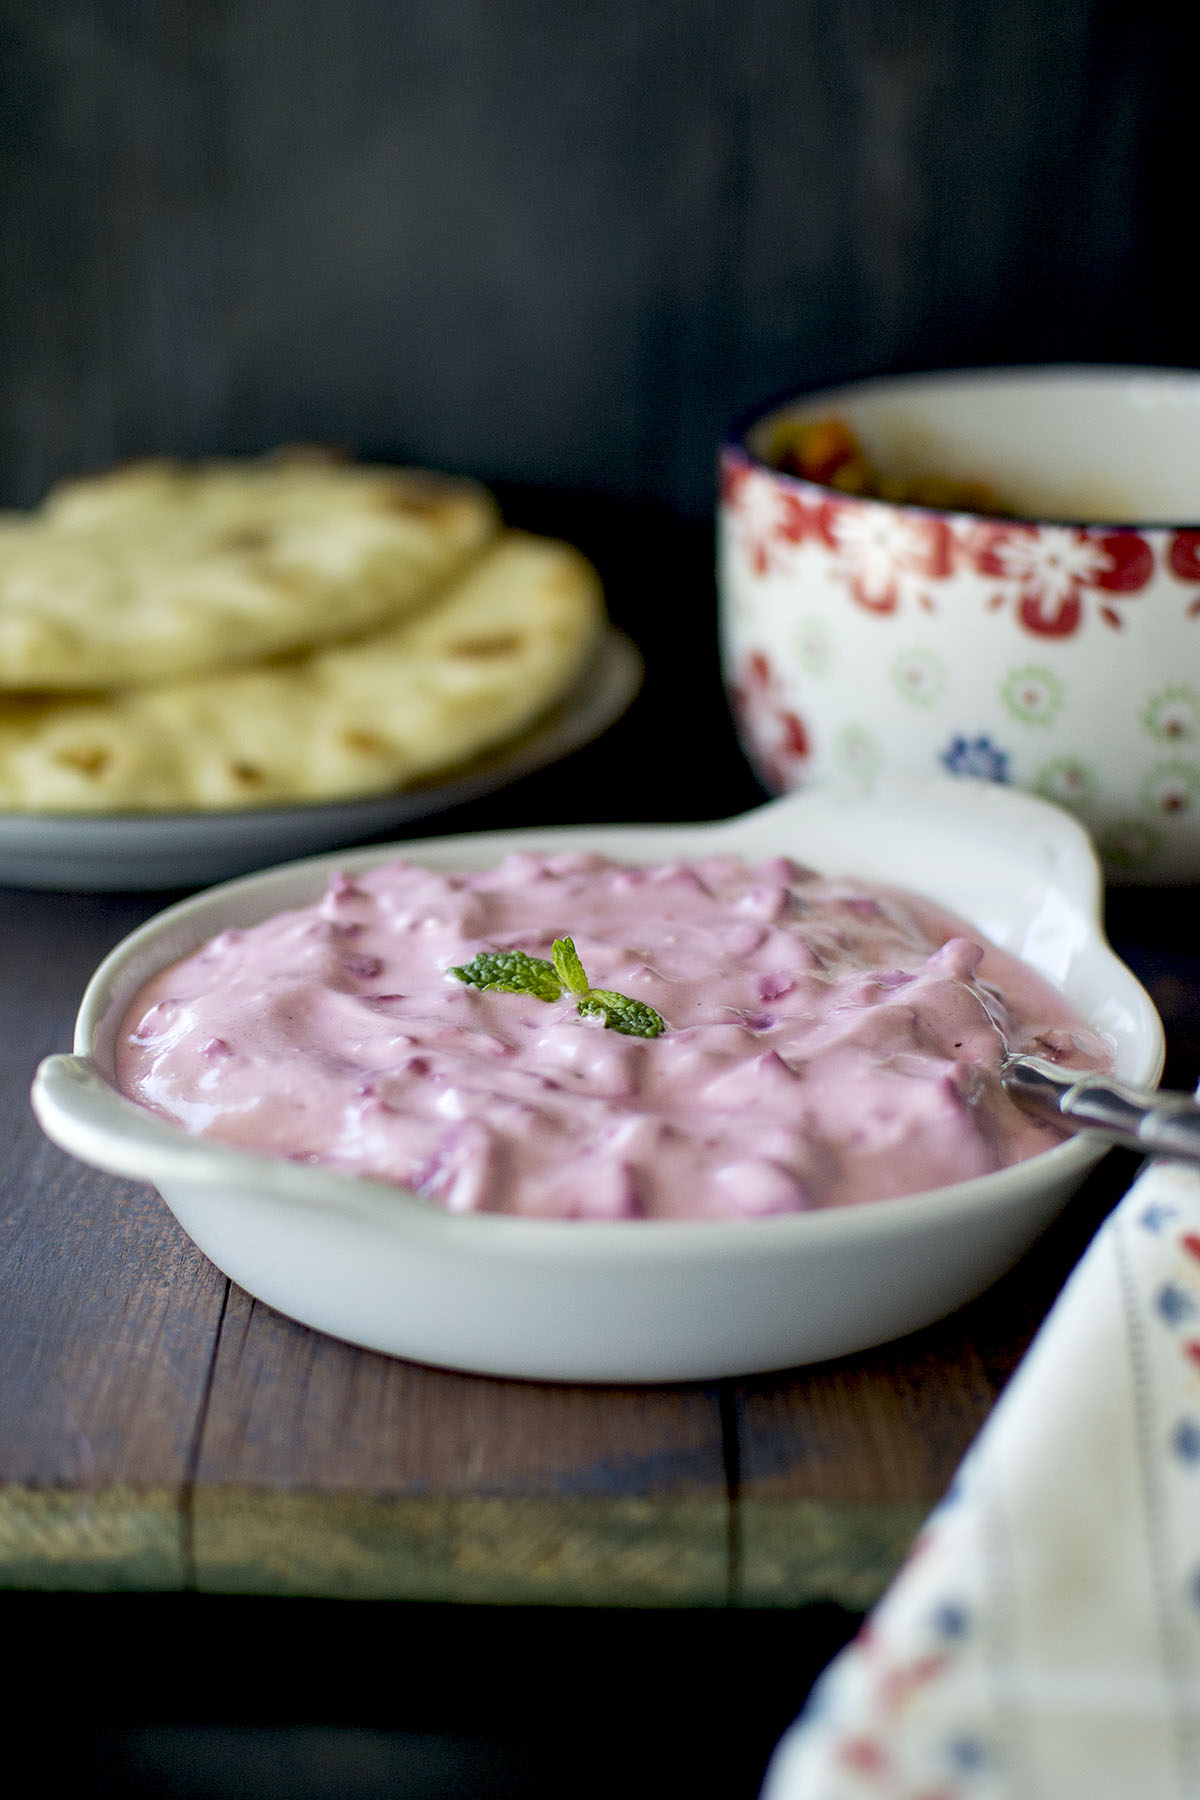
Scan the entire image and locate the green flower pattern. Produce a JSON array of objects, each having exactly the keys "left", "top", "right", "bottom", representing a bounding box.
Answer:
[
  {"left": 890, "top": 648, "right": 947, "bottom": 709},
  {"left": 833, "top": 724, "right": 882, "bottom": 780},
  {"left": 795, "top": 618, "right": 835, "bottom": 677},
  {"left": 729, "top": 567, "right": 1200, "bottom": 872},
  {"left": 1141, "top": 685, "right": 1199, "bottom": 744},
  {"left": 1141, "top": 761, "right": 1200, "bottom": 817},
  {"left": 1035, "top": 756, "right": 1097, "bottom": 811},
  {"left": 1001, "top": 665, "right": 1065, "bottom": 727}
]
